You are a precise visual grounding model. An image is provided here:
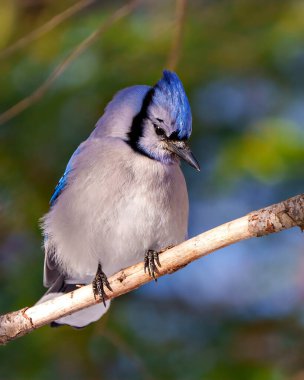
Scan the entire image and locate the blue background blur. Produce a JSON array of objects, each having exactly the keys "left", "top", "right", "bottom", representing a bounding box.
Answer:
[{"left": 0, "top": 1, "right": 303, "bottom": 379}]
